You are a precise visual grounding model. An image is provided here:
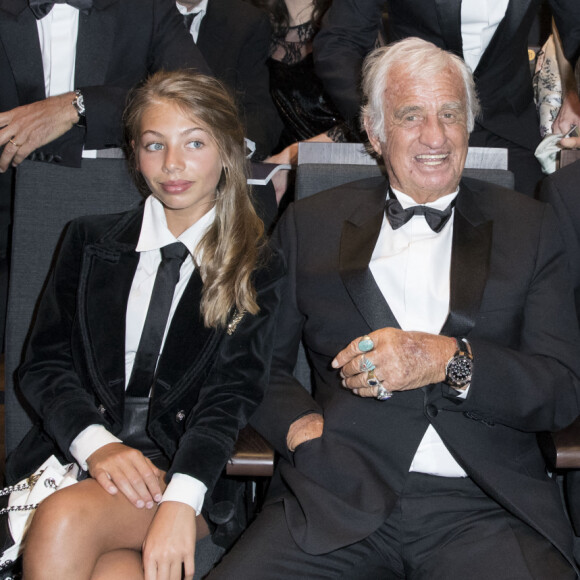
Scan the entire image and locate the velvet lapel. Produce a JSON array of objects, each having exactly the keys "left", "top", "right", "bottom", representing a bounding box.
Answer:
[
  {"left": 440, "top": 181, "right": 492, "bottom": 337},
  {"left": 75, "top": 0, "right": 118, "bottom": 88},
  {"left": 78, "top": 208, "right": 142, "bottom": 420},
  {"left": 0, "top": 0, "right": 46, "bottom": 103},
  {"left": 149, "top": 269, "right": 219, "bottom": 420},
  {"left": 339, "top": 182, "right": 400, "bottom": 332},
  {"left": 434, "top": 0, "right": 463, "bottom": 58}
]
